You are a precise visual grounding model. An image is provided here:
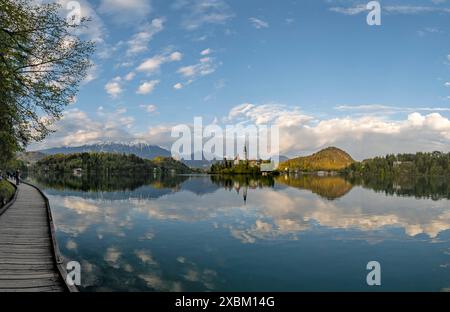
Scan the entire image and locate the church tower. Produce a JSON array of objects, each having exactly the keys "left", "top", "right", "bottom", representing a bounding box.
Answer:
[{"left": 244, "top": 143, "right": 248, "bottom": 161}]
